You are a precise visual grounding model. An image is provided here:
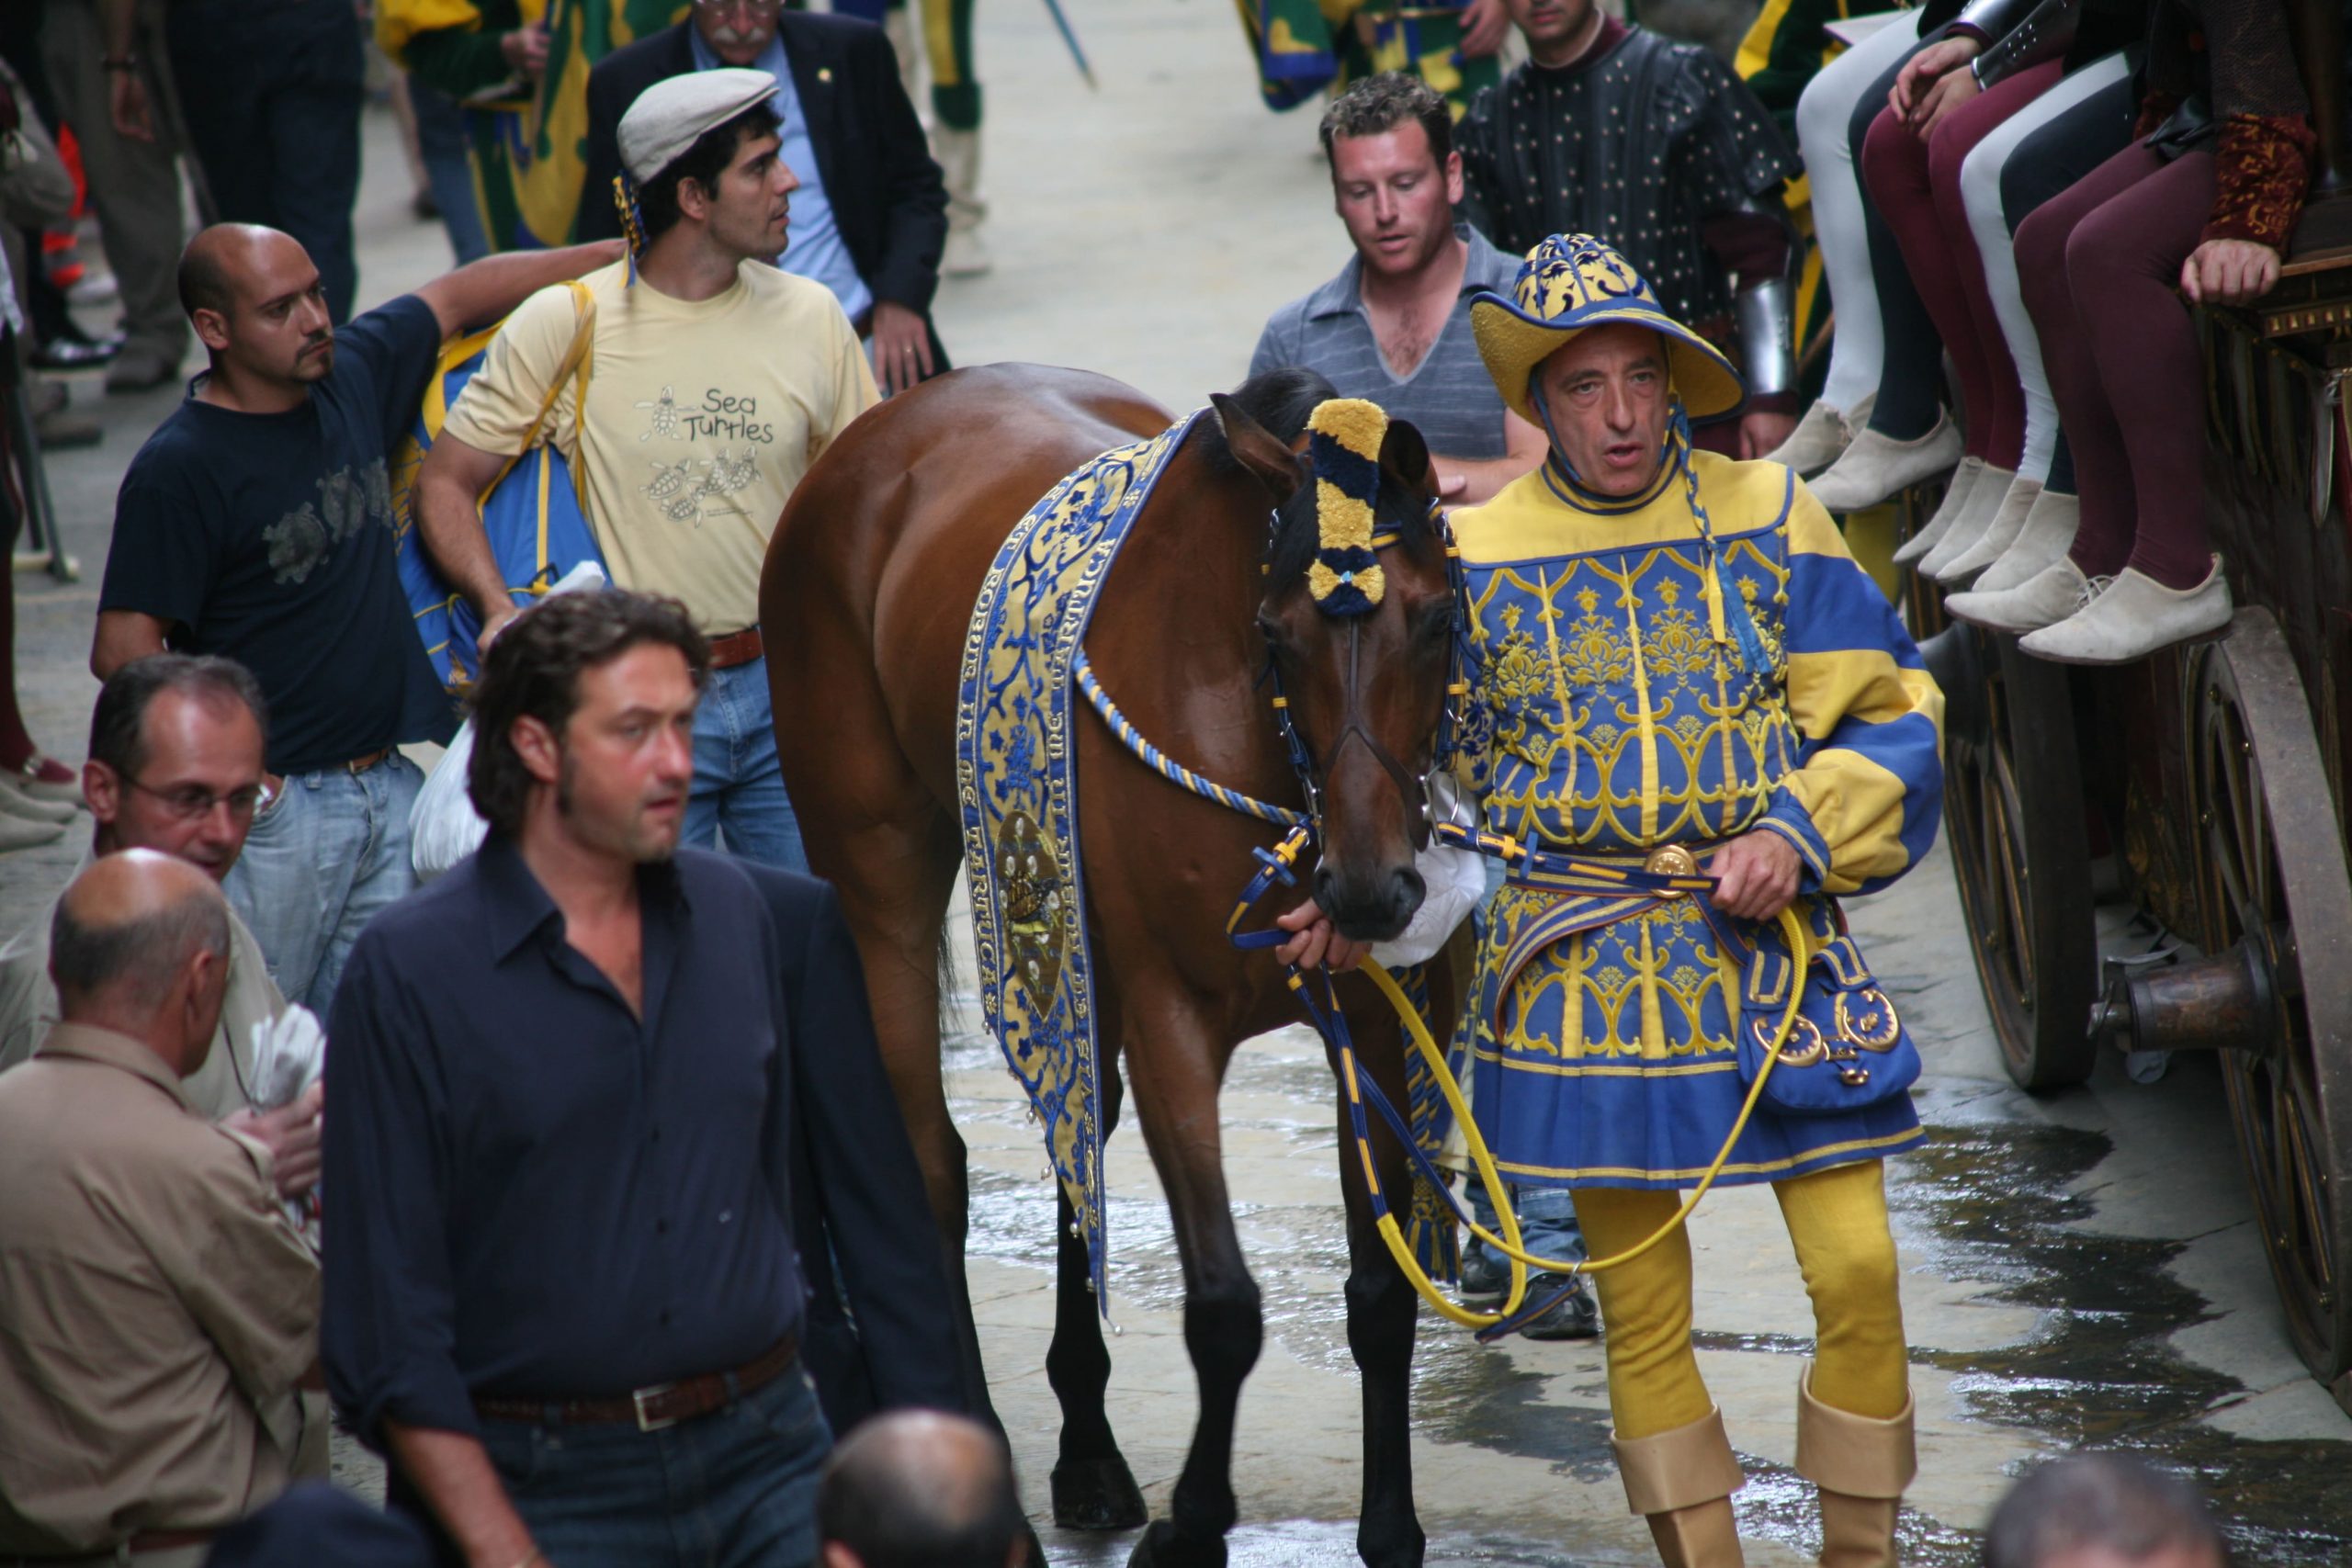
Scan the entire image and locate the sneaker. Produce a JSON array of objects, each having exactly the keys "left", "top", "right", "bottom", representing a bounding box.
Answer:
[
  {"left": 1809, "top": 410, "right": 1964, "bottom": 512},
  {"left": 1765, "top": 396, "right": 1862, "bottom": 478},
  {"left": 1944, "top": 558, "right": 2099, "bottom": 635},
  {"left": 1920, "top": 465, "right": 2018, "bottom": 580},
  {"left": 105, "top": 346, "right": 177, "bottom": 394},
  {"left": 1458, "top": 1247, "right": 1510, "bottom": 1303},
  {"left": 1517, "top": 1274, "right": 1601, "bottom": 1340},
  {"left": 1891, "top": 456, "right": 1985, "bottom": 567},
  {"left": 1969, "top": 488, "right": 2079, "bottom": 594},
  {"left": 2018, "top": 559, "right": 2233, "bottom": 665}
]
